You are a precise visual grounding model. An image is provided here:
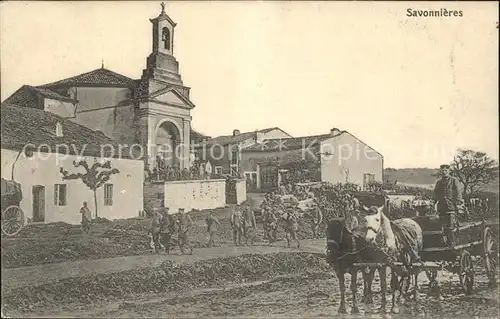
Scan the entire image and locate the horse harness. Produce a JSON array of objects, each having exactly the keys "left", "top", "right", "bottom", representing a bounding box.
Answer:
[{"left": 327, "top": 223, "right": 367, "bottom": 261}]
